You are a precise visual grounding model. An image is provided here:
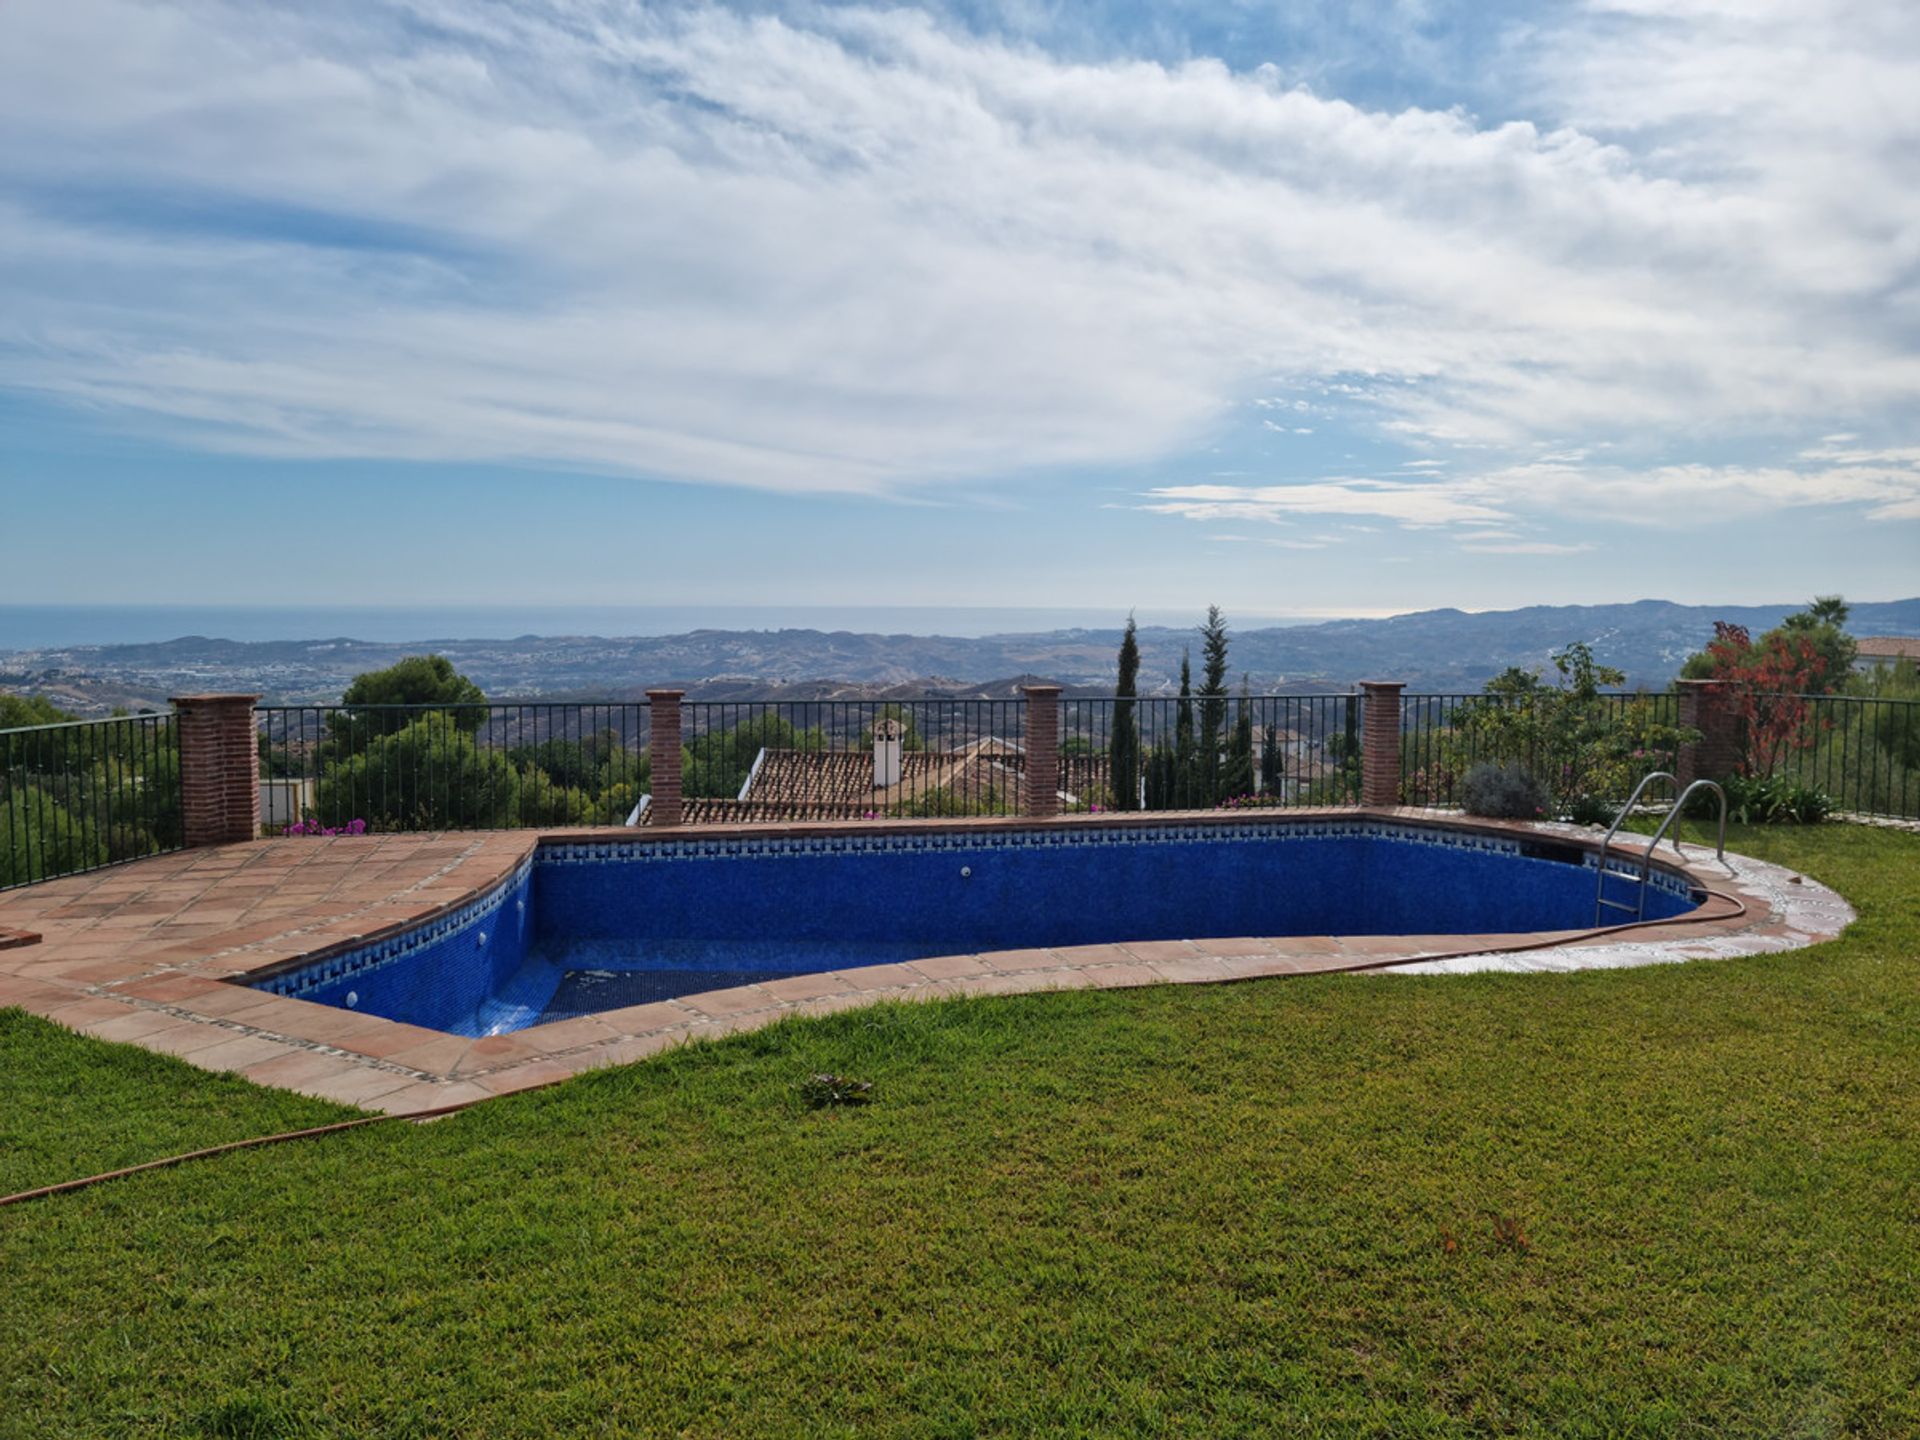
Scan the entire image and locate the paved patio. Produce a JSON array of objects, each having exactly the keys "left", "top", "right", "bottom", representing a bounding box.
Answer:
[{"left": 0, "top": 812, "right": 1853, "bottom": 1115}]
